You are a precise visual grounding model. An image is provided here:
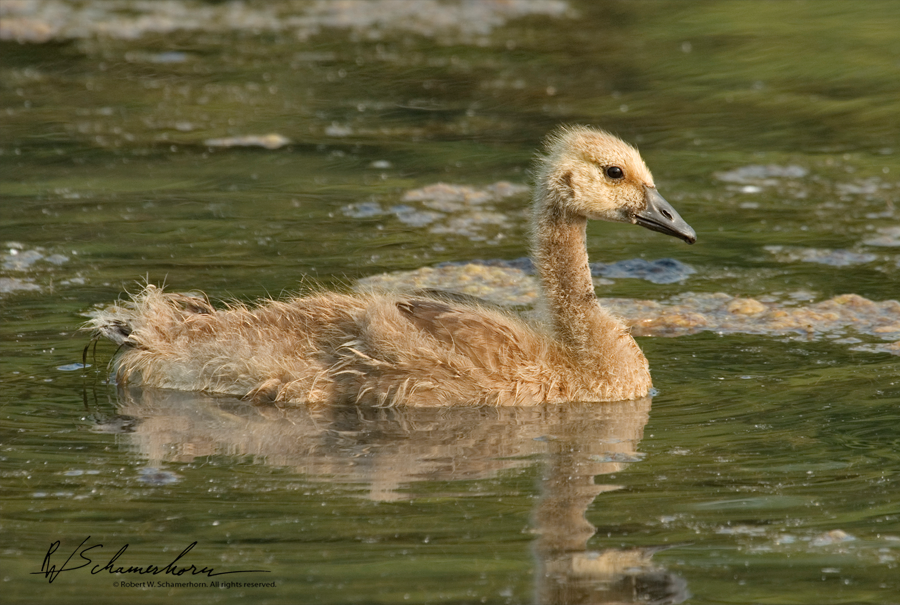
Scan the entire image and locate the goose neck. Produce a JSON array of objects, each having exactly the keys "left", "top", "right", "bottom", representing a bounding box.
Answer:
[{"left": 532, "top": 202, "right": 599, "bottom": 350}]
